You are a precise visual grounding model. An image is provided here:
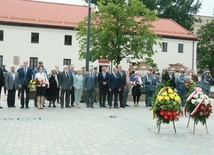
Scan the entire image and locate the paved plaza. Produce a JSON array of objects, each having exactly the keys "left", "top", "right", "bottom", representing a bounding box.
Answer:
[{"left": 0, "top": 94, "right": 214, "bottom": 155}]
